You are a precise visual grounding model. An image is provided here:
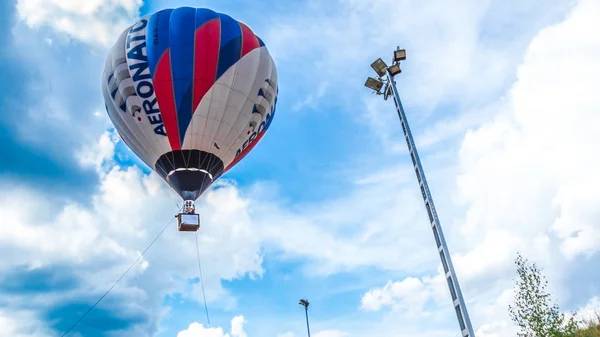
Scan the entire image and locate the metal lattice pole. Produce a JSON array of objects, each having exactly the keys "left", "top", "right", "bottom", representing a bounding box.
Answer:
[{"left": 385, "top": 67, "right": 475, "bottom": 337}]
